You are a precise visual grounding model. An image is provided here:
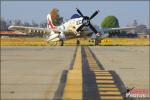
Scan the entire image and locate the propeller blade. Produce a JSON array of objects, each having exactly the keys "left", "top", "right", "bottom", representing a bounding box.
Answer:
[
  {"left": 76, "top": 8, "right": 84, "bottom": 17},
  {"left": 76, "top": 24, "right": 85, "bottom": 32},
  {"left": 90, "top": 10, "right": 100, "bottom": 20},
  {"left": 89, "top": 24, "right": 98, "bottom": 34}
]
